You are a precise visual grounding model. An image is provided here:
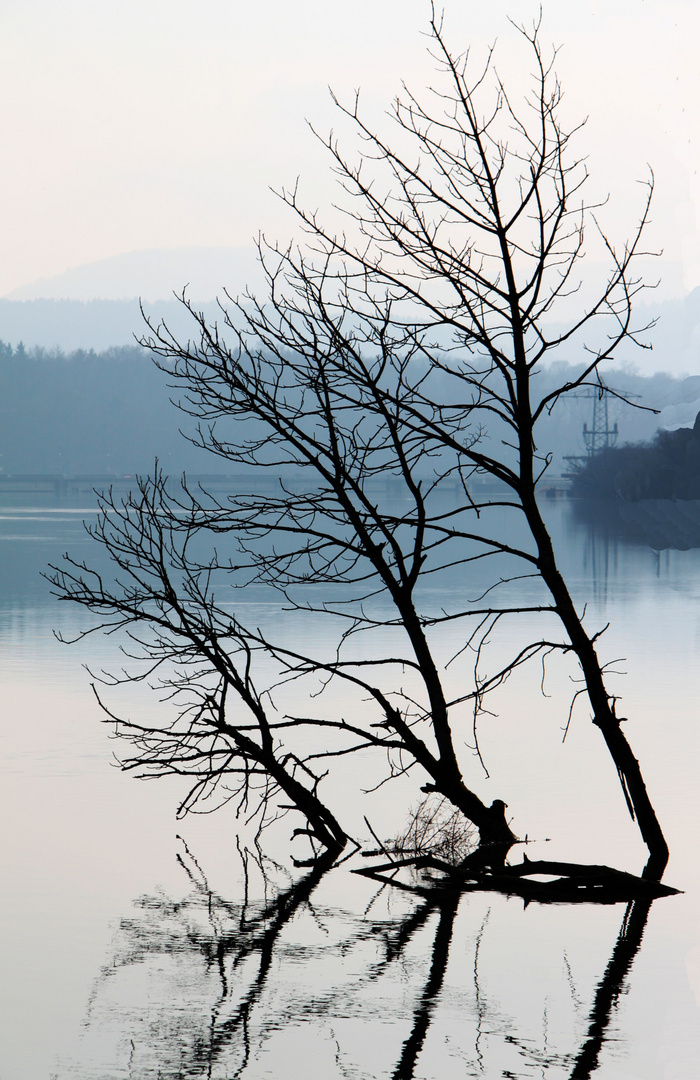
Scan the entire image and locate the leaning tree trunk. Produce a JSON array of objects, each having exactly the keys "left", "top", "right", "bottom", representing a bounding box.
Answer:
[{"left": 524, "top": 494, "right": 669, "bottom": 880}]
